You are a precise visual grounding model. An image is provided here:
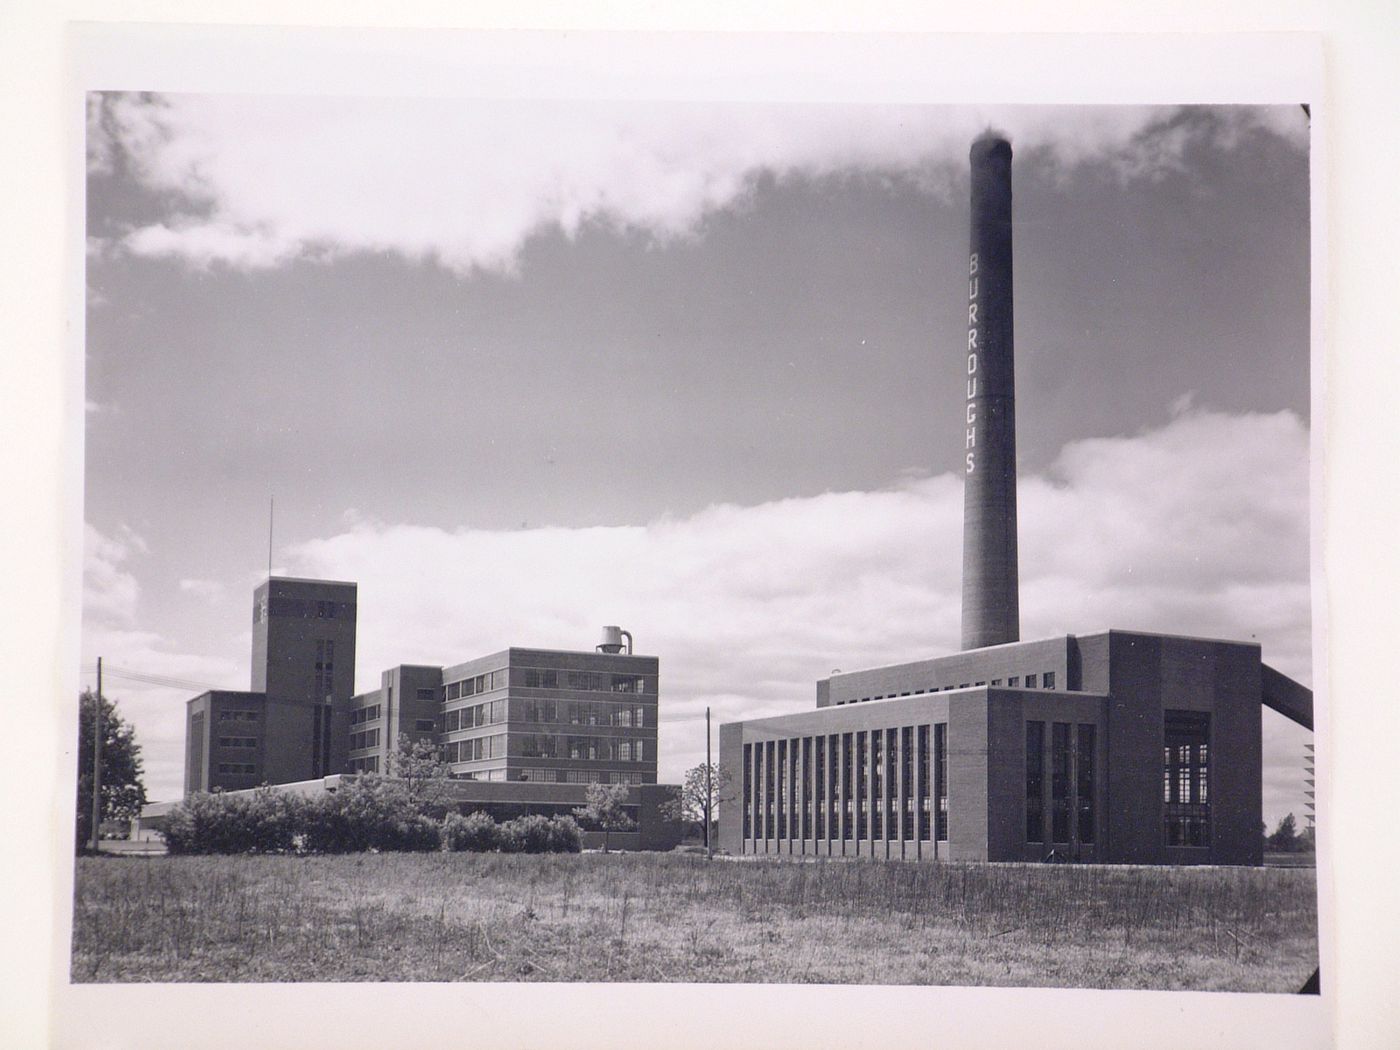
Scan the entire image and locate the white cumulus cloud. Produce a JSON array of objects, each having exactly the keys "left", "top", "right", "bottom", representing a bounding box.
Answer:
[
  {"left": 88, "top": 94, "right": 1307, "bottom": 275},
  {"left": 83, "top": 522, "right": 146, "bottom": 625},
  {"left": 178, "top": 578, "right": 226, "bottom": 602}
]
